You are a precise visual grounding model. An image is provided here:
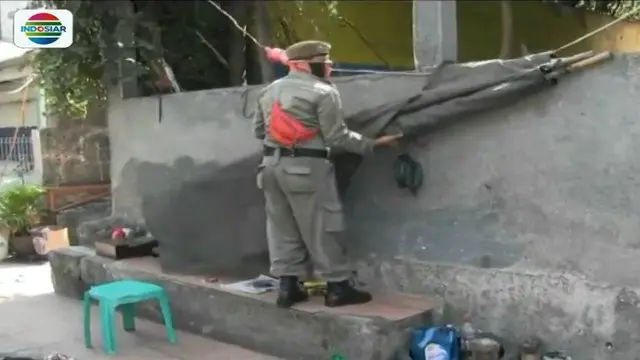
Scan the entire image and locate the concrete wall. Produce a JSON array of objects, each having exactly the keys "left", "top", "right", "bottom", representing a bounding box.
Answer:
[
  {"left": 108, "top": 54, "right": 640, "bottom": 357},
  {"left": 108, "top": 75, "right": 420, "bottom": 274},
  {"left": 40, "top": 103, "right": 110, "bottom": 187},
  {"left": 349, "top": 55, "right": 640, "bottom": 358},
  {"left": 0, "top": 0, "right": 29, "bottom": 43}
]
